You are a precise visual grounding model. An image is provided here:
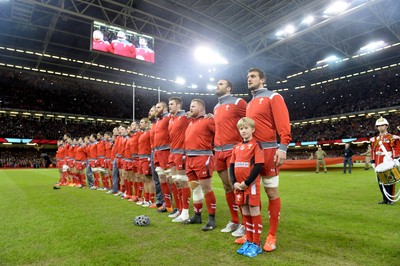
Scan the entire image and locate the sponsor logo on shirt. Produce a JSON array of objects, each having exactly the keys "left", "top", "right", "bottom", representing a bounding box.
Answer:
[{"left": 235, "top": 162, "right": 249, "bottom": 167}]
